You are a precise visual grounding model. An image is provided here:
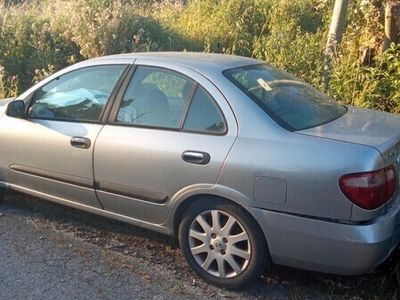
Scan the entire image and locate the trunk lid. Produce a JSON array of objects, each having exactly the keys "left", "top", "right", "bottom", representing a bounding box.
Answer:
[
  {"left": 299, "top": 106, "right": 400, "bottom": 158},
  {"left": 300, "top": 106, "right": 400, "bottom": 220}
]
